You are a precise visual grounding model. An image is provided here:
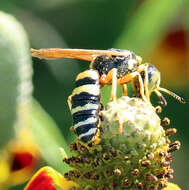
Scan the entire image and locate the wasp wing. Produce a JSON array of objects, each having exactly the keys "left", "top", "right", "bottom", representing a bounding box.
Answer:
[{"left": 31, "top": 48, "right": 131, "bottom": 61}]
